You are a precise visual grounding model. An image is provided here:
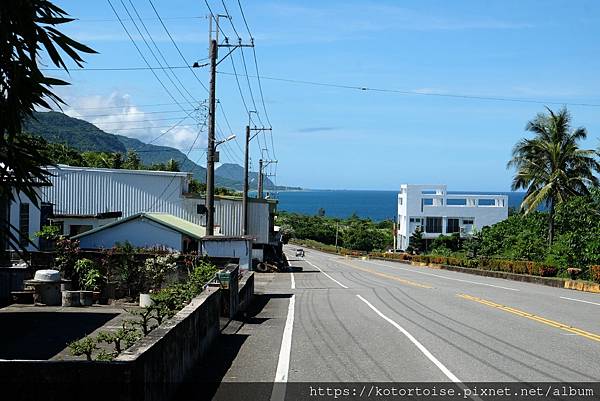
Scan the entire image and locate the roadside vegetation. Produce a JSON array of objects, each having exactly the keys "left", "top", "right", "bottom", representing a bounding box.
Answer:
[{"left": 278, "top": 211, "right": 394, "bottom": 253}]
